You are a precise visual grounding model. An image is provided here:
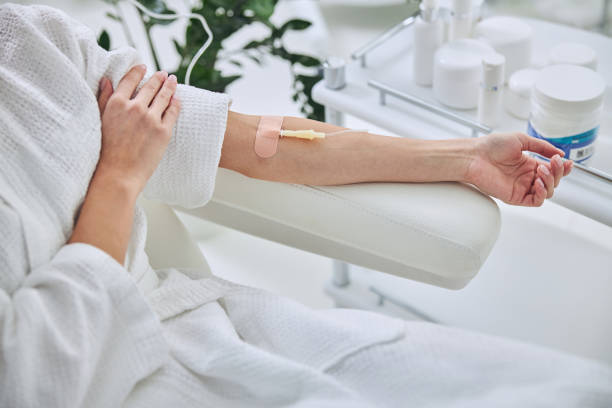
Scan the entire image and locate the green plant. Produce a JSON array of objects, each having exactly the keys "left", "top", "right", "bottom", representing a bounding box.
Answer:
[{"left": 99, "top": 0, "right": 324, "bottom": 120}]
